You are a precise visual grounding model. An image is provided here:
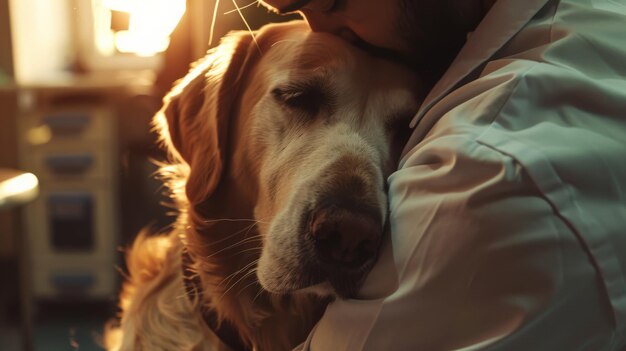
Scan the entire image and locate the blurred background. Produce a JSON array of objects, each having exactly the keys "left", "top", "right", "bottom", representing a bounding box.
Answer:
[{"left": 0, "top": 1, "right": 297, "bottom": 350}]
